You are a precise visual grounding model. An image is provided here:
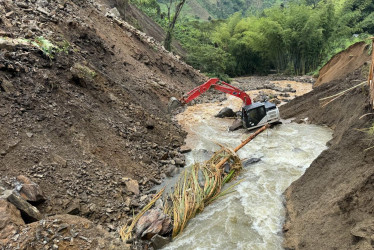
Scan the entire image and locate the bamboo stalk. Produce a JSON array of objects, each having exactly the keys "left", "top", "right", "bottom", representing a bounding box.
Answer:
[
  {"left": 123, "top": 124, "right": 270, "bottom": 241},
  {"left": 215, "top": 124, "right": 270, "bottom": 169},
  {"left": 319, "top": 81, "right": 366, "bottom": 101}
]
